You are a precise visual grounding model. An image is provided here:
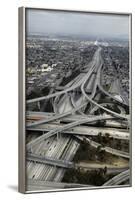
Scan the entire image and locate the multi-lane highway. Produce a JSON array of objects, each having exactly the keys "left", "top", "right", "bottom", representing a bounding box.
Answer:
[
  {"left": 27, "top": 115, "right": 116, "bottom": 150},
  {"left": 27, "top": 111, "right": 128, "bottom": 128},
  {"left": 27, "top": 123, "right": 129, "bottom": 140},
  {"left": 75, "top": 135, "right": 129, "bottom": 159},
  {"left": 103, "top": 169, "right": 130, "bottom": 186},
  {"left": 27, "top": 179, "right": 90, "bottom": 191},
  {"left": 26, "top": 46, "right": 130, "bottom": 190}
]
